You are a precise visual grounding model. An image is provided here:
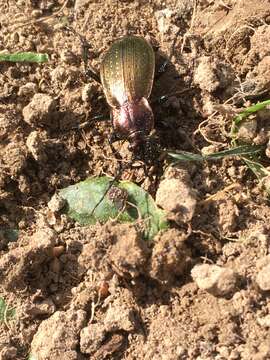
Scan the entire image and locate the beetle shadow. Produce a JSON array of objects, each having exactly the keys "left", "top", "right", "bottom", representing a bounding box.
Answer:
[{"left": 150, "top": 47, "right": 200, "bottom": 154}]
